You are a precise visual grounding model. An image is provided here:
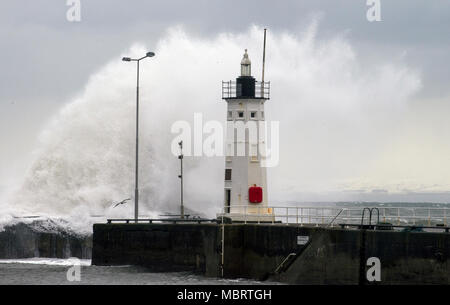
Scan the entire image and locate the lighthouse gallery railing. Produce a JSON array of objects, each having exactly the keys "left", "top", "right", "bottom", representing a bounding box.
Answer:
[{"left": 222, "top": 81, "right": 270, "bottom": 99}]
